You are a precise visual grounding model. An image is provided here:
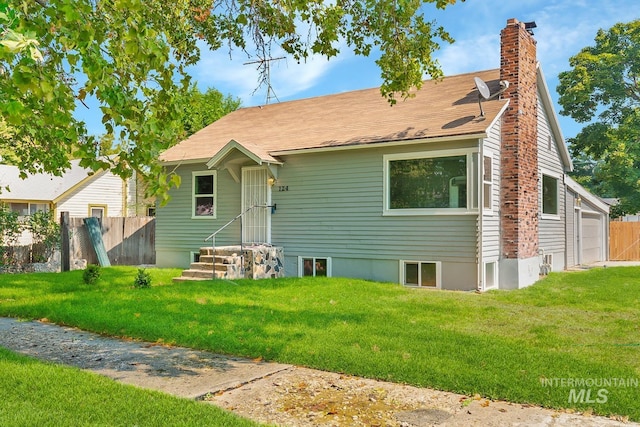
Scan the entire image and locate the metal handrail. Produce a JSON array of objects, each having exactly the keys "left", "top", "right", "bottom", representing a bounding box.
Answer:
[
  {"left": 203, "top": 205, "right": 274, "bottom": 279},
  {"left": 204, "top": 206, "right": 255, "bottom": 242}
]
